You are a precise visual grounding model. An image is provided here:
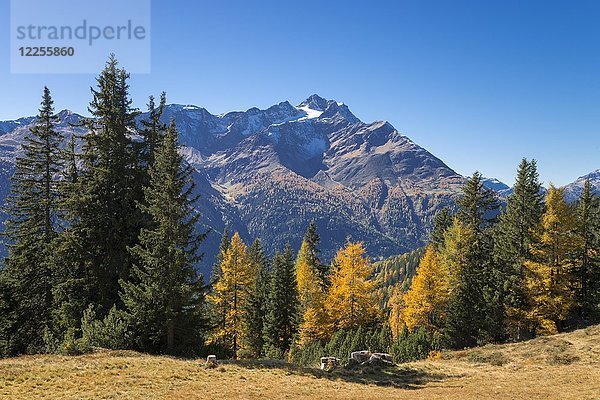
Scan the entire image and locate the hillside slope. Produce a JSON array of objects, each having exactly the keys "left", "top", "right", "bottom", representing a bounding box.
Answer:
[{"left": 1, "top": 325, "right": 598, "bottom": 399}]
